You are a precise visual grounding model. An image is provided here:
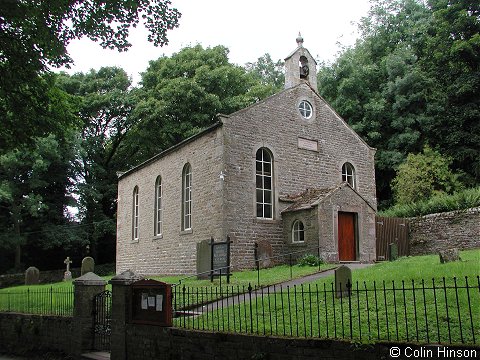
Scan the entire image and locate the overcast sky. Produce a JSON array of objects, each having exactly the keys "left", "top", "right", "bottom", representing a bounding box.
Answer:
[{"left": 59, "top": 0, "right": 372, "bottom": 84}]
